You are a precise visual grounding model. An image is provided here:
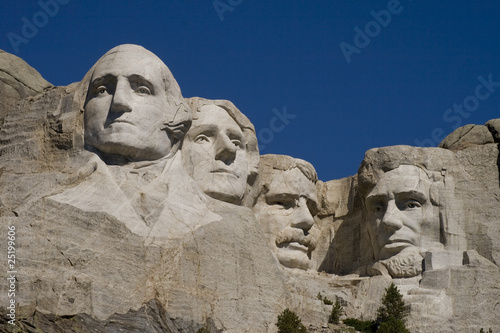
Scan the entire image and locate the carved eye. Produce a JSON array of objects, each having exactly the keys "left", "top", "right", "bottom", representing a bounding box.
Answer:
[
  {"left": 402, "top": 200, "right": 422, "bottom": 210},
  {"left": 276, "top": 202, "right": 290, "bottom": 209},
  {"left": 232, "top": 139, "right": 242, "bottom": 147},
  {"left": 372, "top": 203, "right": 384, "bottom": 214},
  {"left": 275, "top": 199, "right": 296, "bottom": 210},
  {"left": 136, "top": 86, "right": 151, "bottom": 95},
  {"left": 96, "top": 86, "right": 107, "bottom": 95},
  {"left": 194, "top": 134, "right": 210, "bottom": 143}
]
